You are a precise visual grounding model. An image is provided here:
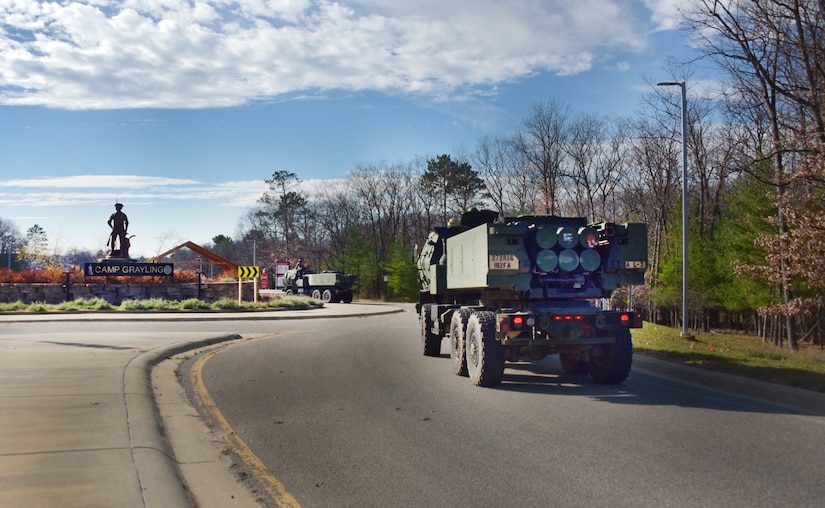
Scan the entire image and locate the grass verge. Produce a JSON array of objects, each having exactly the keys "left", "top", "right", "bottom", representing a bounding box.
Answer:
[{"left": 633, "top": 322, "right": 825, "bottom": 393}]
